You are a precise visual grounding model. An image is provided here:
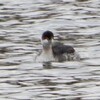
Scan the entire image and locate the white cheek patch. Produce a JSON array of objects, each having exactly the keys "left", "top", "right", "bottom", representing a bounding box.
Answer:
[
  {"left": 42, "top": 39, "right": 48, "bottom": 45},
  {"left": 42, "top": 40, "right": 51, "bottom": 49}
]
